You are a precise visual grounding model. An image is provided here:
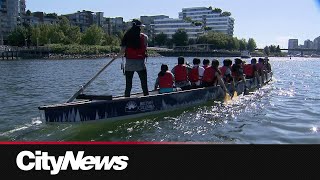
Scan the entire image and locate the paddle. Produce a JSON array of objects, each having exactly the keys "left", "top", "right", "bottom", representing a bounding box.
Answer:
[
  {"left": 224, "top": 91, "right": 232, "bottom": 103},
  {"left": 233, "top": 90, "right": 238, "bottom": 99},
  {"left": 66, "top": 57, "right": 118, "bottom": 103}
]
